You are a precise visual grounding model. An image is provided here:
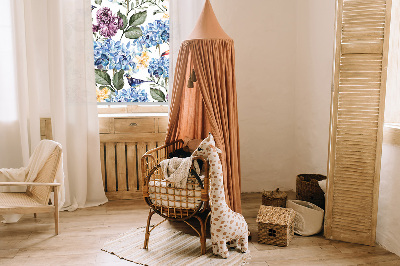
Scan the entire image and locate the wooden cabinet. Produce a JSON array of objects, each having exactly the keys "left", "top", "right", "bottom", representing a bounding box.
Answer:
[
  {"left": 98, "top": 115, "right": 168, "bottom": 200},
  {"left": 41, "top": 115, "right": 169, "bottom": 201}
]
